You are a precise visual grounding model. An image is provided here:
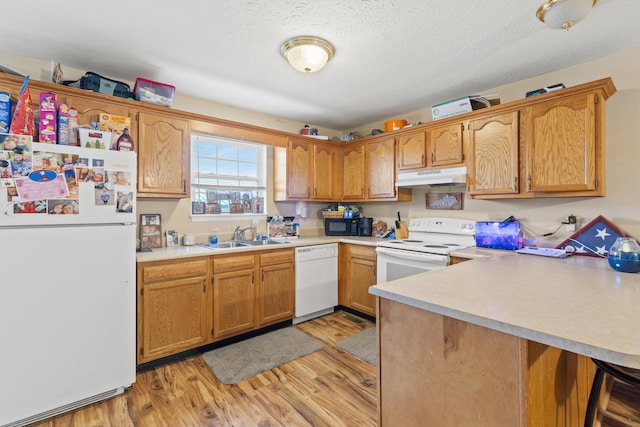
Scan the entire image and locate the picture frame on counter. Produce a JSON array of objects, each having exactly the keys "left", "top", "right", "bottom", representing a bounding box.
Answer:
[
  {"left": 140, "top": 214, "right": 162, "bottom": 249},
  {"left": 166, "top": 229, "right": 179, "bottom": 247},
  {"left": 192, "top": 201, "right": 205, "bottom": 214}
]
